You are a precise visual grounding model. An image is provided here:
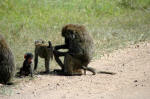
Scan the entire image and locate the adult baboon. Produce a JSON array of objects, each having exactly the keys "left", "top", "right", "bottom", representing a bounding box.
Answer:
[
  {"left": 0, "top": 34, "right": 15, "bottom": 84},
  {"left": 54, "top": 24, "right": 95, "bottom": 75},
  {"left": 34, "top": 40, "right": 53, "bottom": 73},
  {"left": 54, "top": 24, "right": 116, "bottom": 75},
  {"left": 17, "top": 53, "right": 33, "bottom": 77}
]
